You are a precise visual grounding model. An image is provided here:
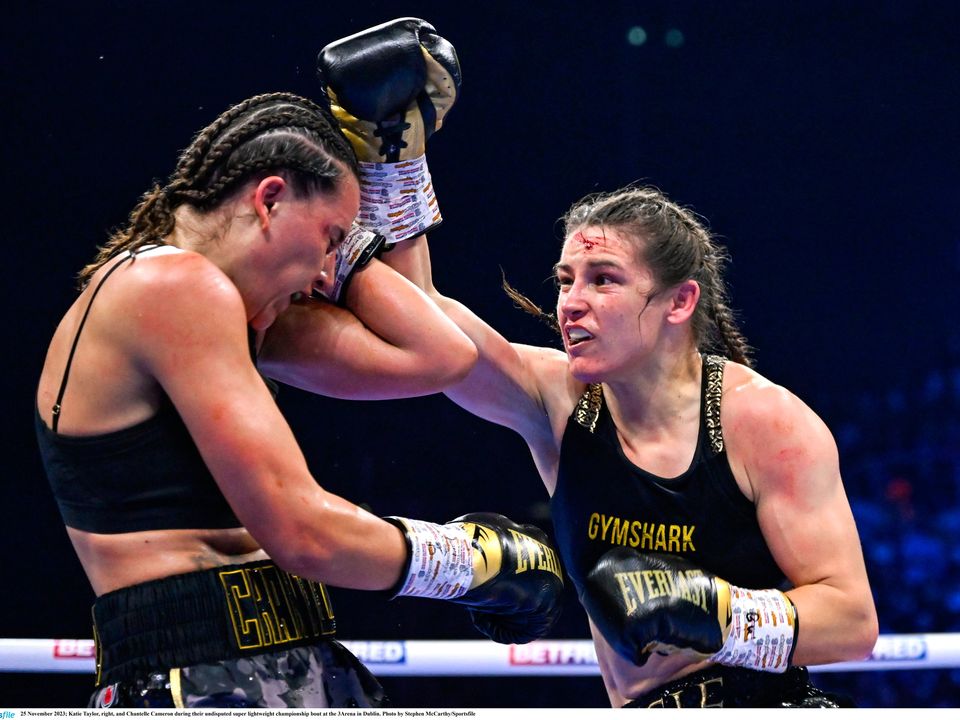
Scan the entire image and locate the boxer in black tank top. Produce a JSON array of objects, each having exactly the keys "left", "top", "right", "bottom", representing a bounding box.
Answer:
[
  {"left": 551, "top": 355, "right": 785, "bottom": 601},
  {"left": 385, "top": 182, "right": 877, "bottom": 706}
]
